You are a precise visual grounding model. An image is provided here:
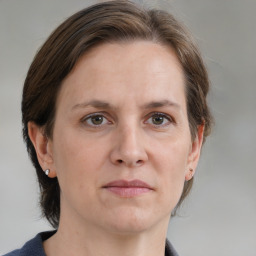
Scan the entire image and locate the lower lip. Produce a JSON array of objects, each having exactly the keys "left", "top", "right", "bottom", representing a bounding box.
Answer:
[{"left": 105, "top": 187, "right": 152, "bottom": 197}]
